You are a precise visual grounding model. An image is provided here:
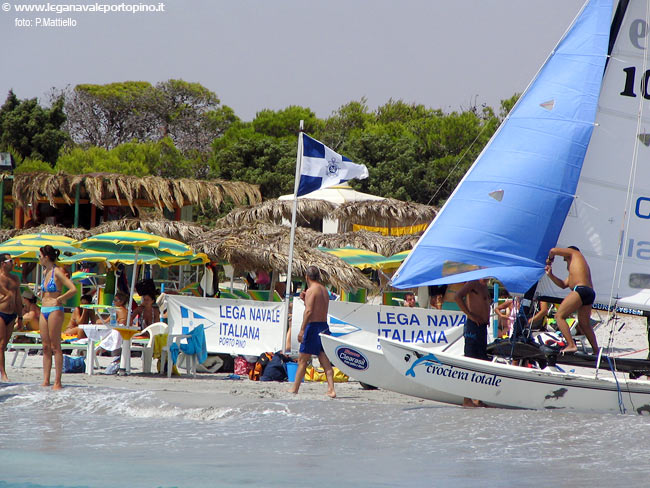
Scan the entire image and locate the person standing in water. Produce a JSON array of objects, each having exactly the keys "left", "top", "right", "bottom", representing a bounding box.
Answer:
[
  {"left": 288, "top": 266, "right": 336, "bottom": 398},
  {"left": 39, "top": 245, "right": 77, "bottom": 390},
  {"left": 0, "top": 254, "right": 22, "bottom": 382},
  {"left": 455, "top": 278, "right": 491, "bottom": 408}
]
